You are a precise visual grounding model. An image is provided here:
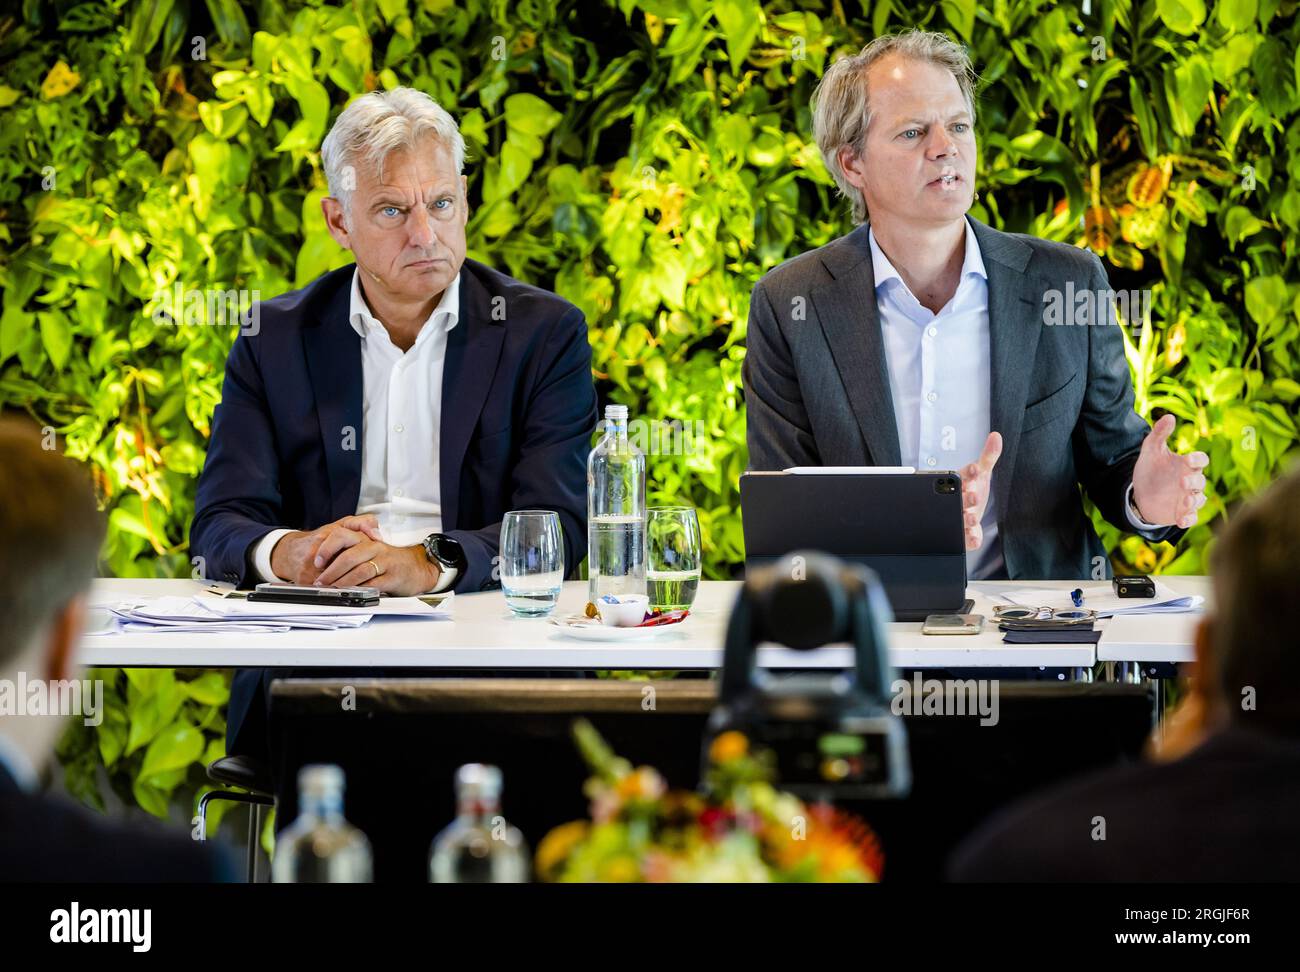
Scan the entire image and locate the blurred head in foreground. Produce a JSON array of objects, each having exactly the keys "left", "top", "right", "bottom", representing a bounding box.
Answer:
[
  {"left": 1169, "top": 460, "right": 1300, "bottom": 751},
  {"left": 0, "top": 416, "right": 104, "bottom": 780}
]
